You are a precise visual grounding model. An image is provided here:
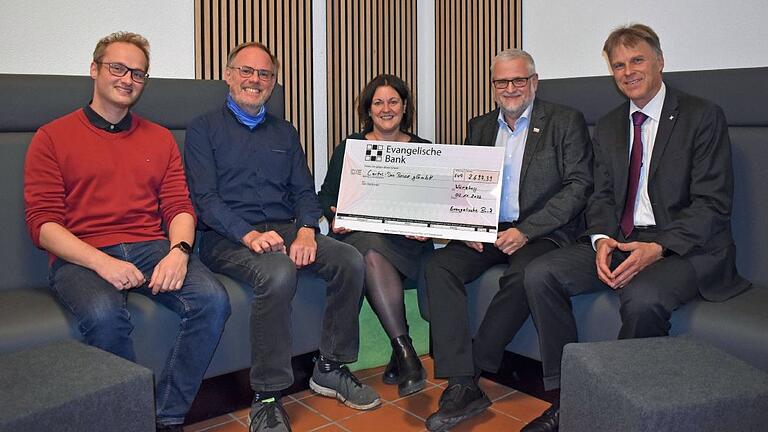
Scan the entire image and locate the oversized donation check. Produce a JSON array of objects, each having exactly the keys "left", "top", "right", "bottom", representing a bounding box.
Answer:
[{"left": 335, "top": 139, "right": 505, "bottom": 242}]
